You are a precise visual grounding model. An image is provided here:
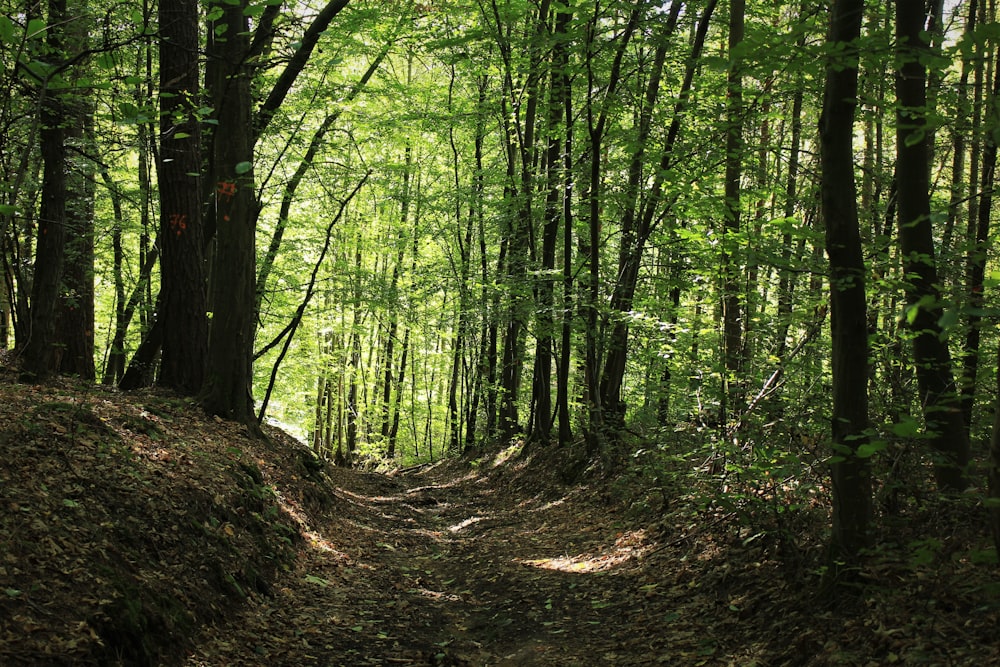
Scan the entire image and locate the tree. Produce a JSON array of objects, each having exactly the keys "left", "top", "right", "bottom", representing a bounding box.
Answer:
[
  {"left": 21, "top": 0, "right": 69, "bottom": 380},
  {"left": 55, "top": 5, "right": 95, "bottom": 380},
  {"left": 720, "top": 0, "right": 746, "bottom": 425},
  {"left": 895, "top": 0, "right": 969, "bottom": 492},
  {"left": 819, "top": 0, "right": 873, "bottom": 572},
  {"left": 200, "top": 0, "right": 350, "bottom": 425},
  {"left": 156, "top": 0, "right": 208, "bottom": 394},
  {"left": 580, "top": 0, "right": 645, "bottom": 450}
]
